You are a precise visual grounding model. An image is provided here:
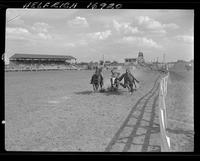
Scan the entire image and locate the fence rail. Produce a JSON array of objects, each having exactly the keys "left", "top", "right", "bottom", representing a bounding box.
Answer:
[{"left": 158, "top": 72, "right": 171, "bottom": 152}]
